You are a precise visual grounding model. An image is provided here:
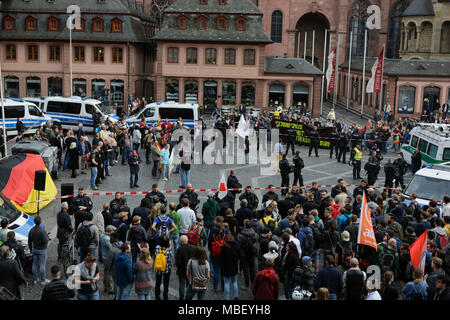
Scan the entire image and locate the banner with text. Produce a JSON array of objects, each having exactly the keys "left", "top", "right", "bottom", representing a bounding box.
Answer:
[{"left": 272, "top": 120, "right": 334, "bottom": 149}]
